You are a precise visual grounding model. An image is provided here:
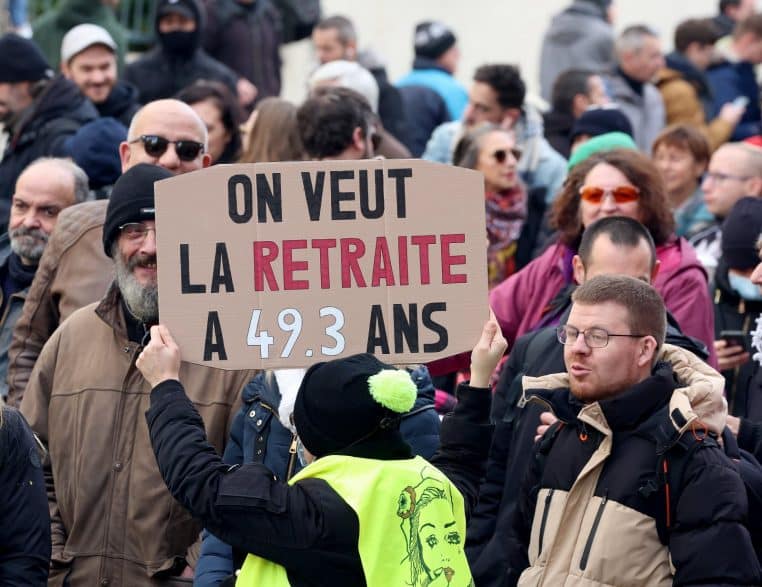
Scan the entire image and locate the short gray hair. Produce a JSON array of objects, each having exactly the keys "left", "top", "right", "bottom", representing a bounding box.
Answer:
[
  {"left": 315, "top": 15, "right": 357, "bottom": 45},
  {"left": 24, "top": 157, "right": 90, "bottom": 203},
  {"left": 615, "top": 25, "right": 659, "bottom": 57}
]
